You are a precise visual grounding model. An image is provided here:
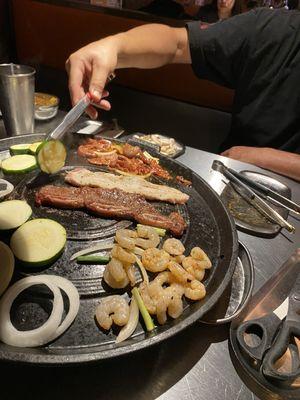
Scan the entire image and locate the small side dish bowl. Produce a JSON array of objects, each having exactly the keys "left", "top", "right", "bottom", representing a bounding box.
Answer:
[{"left": 34, "top": 92, "right": 59, "bottom": 121}]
